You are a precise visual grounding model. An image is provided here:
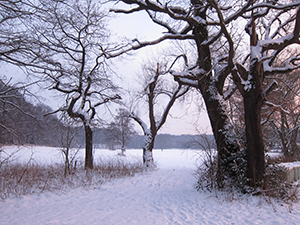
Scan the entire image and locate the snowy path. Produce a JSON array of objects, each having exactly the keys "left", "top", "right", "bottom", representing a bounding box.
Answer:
[
  {"left": 1, "top": 167, "right": 300, "bottom": 225},
  {"left": 1, "top": 147, "right": 300, "bottom": 224}
]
